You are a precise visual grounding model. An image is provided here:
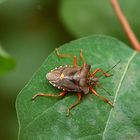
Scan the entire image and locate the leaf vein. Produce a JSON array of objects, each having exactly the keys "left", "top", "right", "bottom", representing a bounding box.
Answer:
[
  {"left": 23, "top": 96, "right": 69, "bottom": 131},
  {"left": 102, "top": 51, "right": 137, "bottom": 139}
]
